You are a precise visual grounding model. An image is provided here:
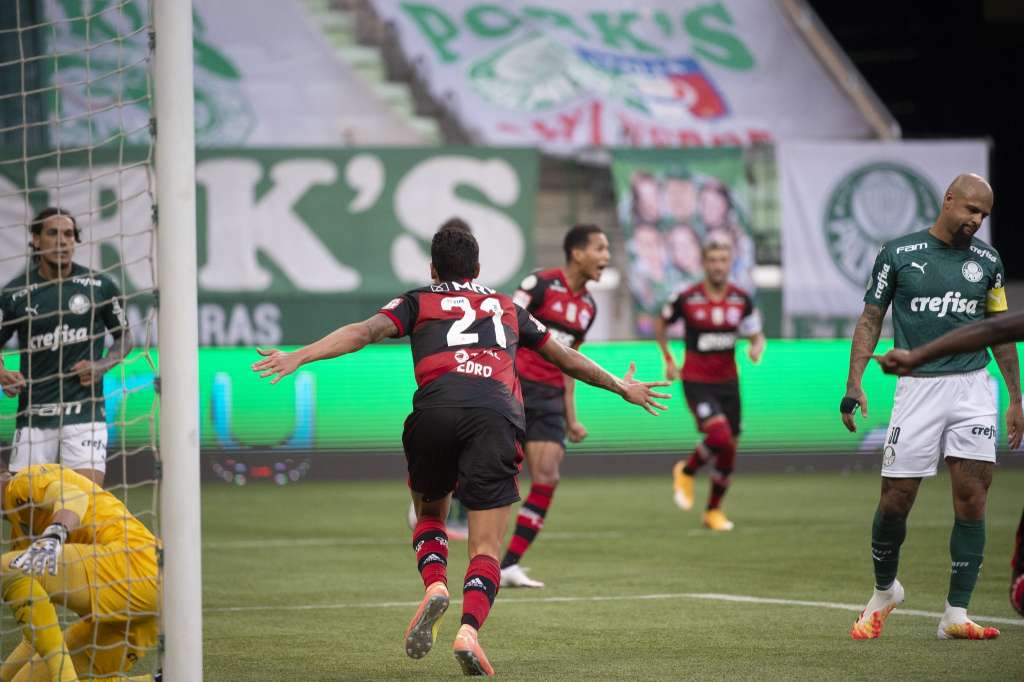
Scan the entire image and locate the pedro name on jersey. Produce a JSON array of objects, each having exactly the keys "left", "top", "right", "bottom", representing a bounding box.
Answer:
[
  {"left": 661, "top": 283, "right": 759, "bottom": 383},
  {"left": 378, "top": 280, "right": 550, "bottom": 431},
  {"left": 0, "top": 263, "right": 127, "bottom": 426},
  {"left": 865, "top": 229, "right": 1006, "bottom": 375},
  {"left": 513, "top": 268, "right": 597, "bottom": 389}
]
